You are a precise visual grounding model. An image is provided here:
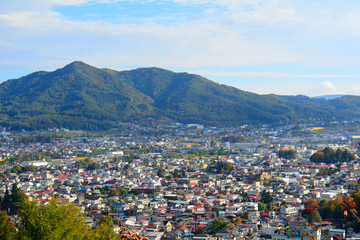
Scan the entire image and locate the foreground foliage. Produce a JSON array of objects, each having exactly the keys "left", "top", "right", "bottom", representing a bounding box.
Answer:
[{"left": 0, "top": 199, "right": 122, "bottom": 240}]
